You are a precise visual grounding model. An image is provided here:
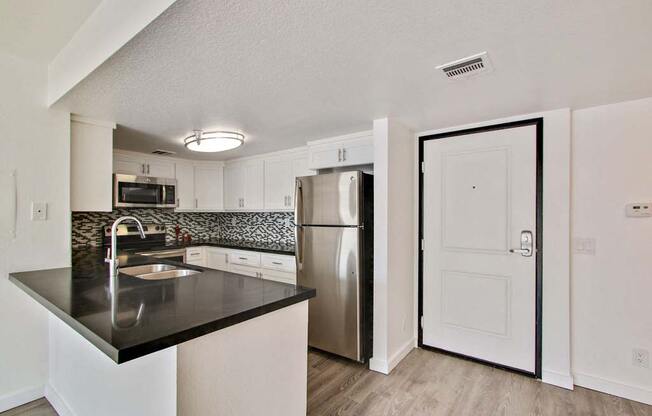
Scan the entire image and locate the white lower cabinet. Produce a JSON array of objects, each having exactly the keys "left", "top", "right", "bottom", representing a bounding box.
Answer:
[
  {"left": 185, "top": 247, "right": 206, "bottom": 267},
  {"left": 191, "top": 246, "right": 296, "bottom": 283},
  {"left": 206, "top": 247, "right": 229, "bottom": 271},
  {"left": 260, "top": 269, "right": 296, "bottom": 285},
  {"left": 228, "top": 263, "right": 261, "bottom": 278}
]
